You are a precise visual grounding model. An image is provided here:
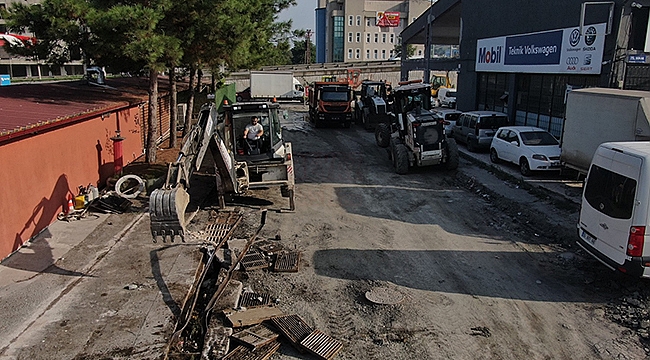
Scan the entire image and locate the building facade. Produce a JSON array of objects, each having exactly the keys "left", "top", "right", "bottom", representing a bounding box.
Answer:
[
  {"left": 400, "top": 0, "right": 650, "bottom": 137},
  {"left": 316, "top": 0, "right": 432, "bottom": 63}
]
